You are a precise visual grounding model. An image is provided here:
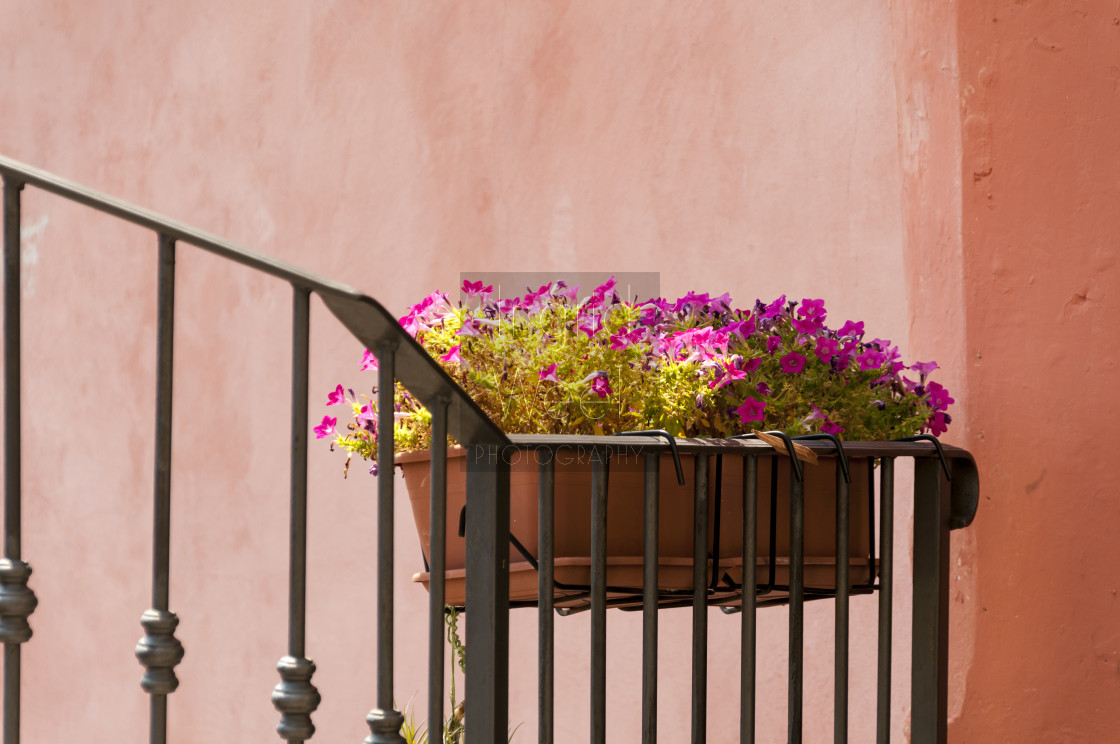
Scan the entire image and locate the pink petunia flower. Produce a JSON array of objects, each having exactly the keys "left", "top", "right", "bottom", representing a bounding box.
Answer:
[
  {"left": 539, "top": 364, "right": 559, "bottom": 383},
  {"left": 326, "top": 384, "right": 347, "bottom": 406},
  {"left": 360, "top": 349, "right": 379, "bottom": 371},
  {"left": 439, "top": 345, "right": 462, "bottom": 364},
  {"left": 313, "top": 416, "right": 337, "bottom": 440}
]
